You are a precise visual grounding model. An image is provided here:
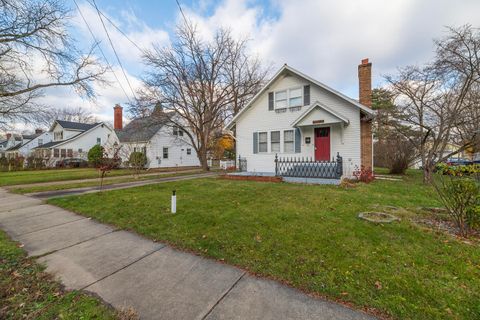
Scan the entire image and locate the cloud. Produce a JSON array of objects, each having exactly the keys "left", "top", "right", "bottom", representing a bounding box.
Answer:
[
  {"left": 179, "top": 0, "right": 480, "bottom": 96},
  {"left": 72, "top": 1, "right": 170, "bottom": 67}
]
